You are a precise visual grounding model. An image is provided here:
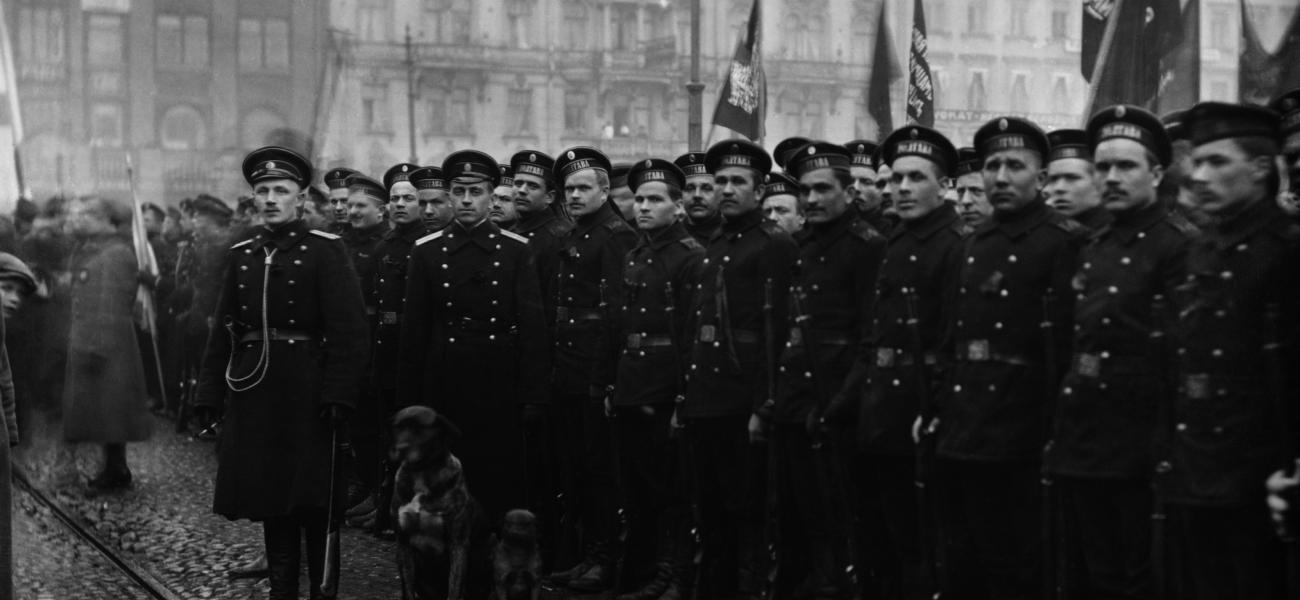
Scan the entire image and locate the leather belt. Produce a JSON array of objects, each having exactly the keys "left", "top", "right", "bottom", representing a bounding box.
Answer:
[
  {"left": 240, "top": 329, "right": 316, "bottom": 343},
  {"left": 956, "top": 339, "right": 1036, "bottom": 366},
  {"left": 556, "top": 306, "right": 603, "bottom": 323},
  {"left": 788, "top": 328, "right": 854, "bottom": 347},
  {"left": 875, "top": 348, "right": 939, "bottom": 368},
  {"left": 379, "top": 311, "right": 401, "bottom": 326},
  {"left": 698, "top": 326, "right": 759, "bottom": 344},
  {"left": 626, "top": 333, "right": 674, "bottom": 349}
]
